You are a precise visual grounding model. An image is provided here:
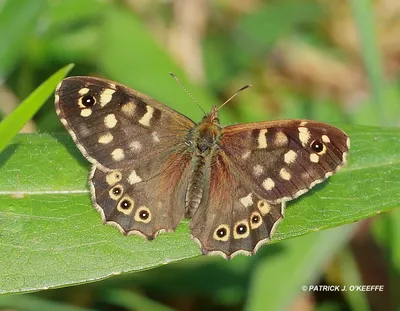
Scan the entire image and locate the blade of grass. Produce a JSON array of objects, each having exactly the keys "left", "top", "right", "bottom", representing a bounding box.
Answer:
[
  {"left": 339, "top": 248, "right": 371, "bottom": 311},
  {"left": 0, "top": 64, "right": 74, "bottom": 153},
  {"left": 349, "top": 0, "right": 387, "bottom": 125}
]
